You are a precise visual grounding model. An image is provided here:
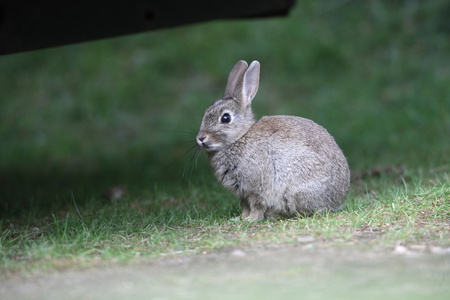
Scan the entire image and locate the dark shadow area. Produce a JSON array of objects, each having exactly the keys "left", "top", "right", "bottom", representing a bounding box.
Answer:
[{"left": 0, "top": 152, "right": 208, "bottom": 218}]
